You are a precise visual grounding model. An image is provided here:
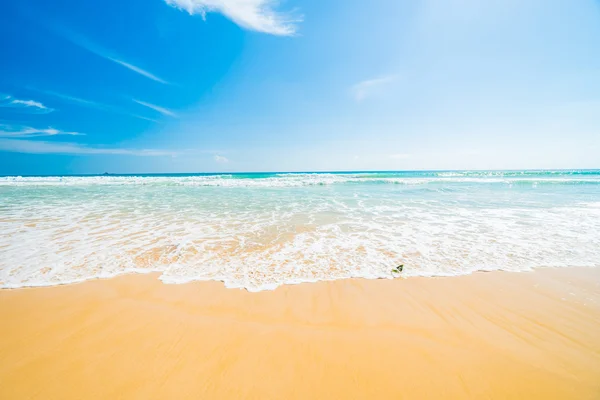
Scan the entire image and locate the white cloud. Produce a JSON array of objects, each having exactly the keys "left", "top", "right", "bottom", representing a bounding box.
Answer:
[
  {"left": 109, "top": 59, "right": 169, "bottom": 84},
  {"left": 133, "top": 99, "right": 178, "bottom": 117},
  {"left": 351, "top": 75, "right": 397, "bottom": 102},
  {"left": 0, "top": 124, "right": 83, "bottom": 138},
  {"left": 0, "top": 139, "right": 176, "bottom": 156},
  {"left": 0, "top": 94, "right": 54, "bottom": 113},
  {"left": 11, "top": 99, "right": 45, "bottom": 108},
  {"left": 164, "top": 0, "right": 300, "bottom": 36},
  {"left": 55, "top": 27, "right": 168, "bottom": 84},
  {"left": 214, "top": 154, "right": 229, "bottom": 163},
  {"left": 31, "top": 89, "right": 158, "bottom": 122}
]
